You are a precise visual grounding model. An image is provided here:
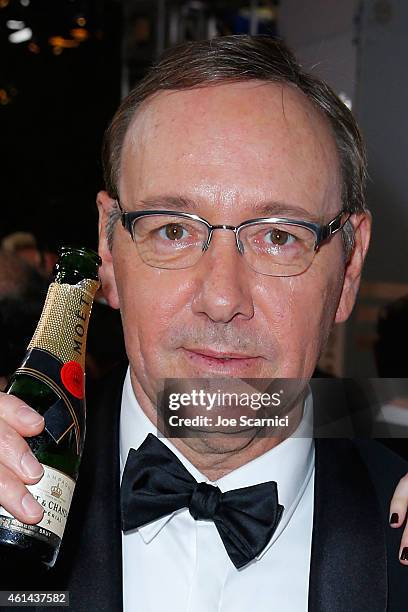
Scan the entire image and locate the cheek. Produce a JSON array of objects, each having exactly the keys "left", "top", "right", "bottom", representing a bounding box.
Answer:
[
  {"left": 259, "top": 259, "right": 344, "bottom": 377},
  {"left": 114, "top": 262, "right": 192, "bottom": 369}
]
